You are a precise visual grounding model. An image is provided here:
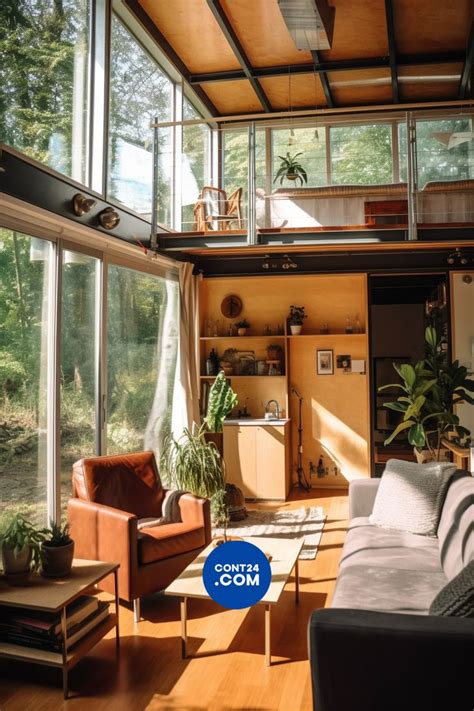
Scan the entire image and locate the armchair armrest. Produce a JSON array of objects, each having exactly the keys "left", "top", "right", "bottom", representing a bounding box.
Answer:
[
  {"left": 178, "top": 493, "right": 212, "bottom": 545},
  {"left": 67, "top": 498, "right": 138, "bottom": 601},
  {"left": 308, "top": 608, "right": 474, "bottom": 711},
  {"left": 349, "top": 478, "right": 380, "bottom": 519}
]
